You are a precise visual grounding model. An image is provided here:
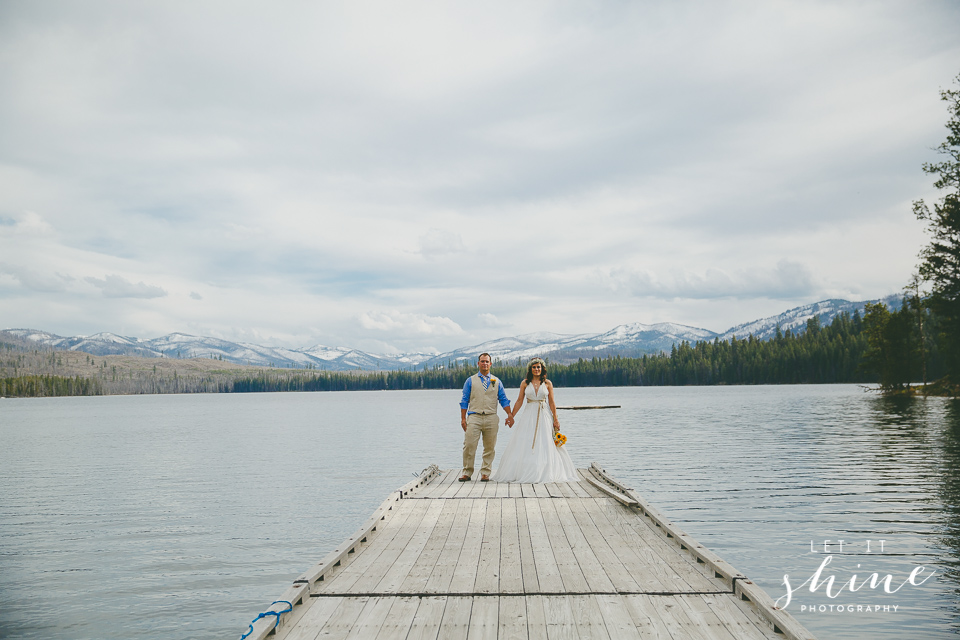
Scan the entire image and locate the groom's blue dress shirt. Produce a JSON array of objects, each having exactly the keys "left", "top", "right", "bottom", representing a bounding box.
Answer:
[{"left": 460, "top": 372, "right": 511, "bottom": 414}]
